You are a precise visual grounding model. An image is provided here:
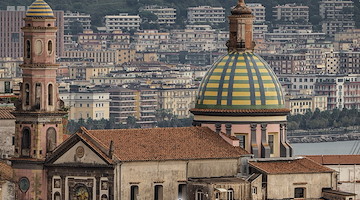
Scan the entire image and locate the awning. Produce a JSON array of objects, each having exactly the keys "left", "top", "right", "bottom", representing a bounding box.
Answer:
[{"left": 214, "top": 188, "right": 227, "bottom": 193}]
